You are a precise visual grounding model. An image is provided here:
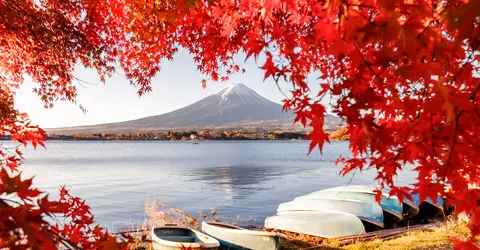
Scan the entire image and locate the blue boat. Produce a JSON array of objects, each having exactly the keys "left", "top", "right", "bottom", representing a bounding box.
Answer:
[
  {"left": 410, "top": 193, "right": 444, "bottom": 220},
  {"left": 296, "top": 190, "right": 403, "bottom": 221},
  {"left": 410, "top": 193, "right": 444, "bottom": 208},
  {"left": 277, "top": 197, "right": 385, "bottom": 228}
]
